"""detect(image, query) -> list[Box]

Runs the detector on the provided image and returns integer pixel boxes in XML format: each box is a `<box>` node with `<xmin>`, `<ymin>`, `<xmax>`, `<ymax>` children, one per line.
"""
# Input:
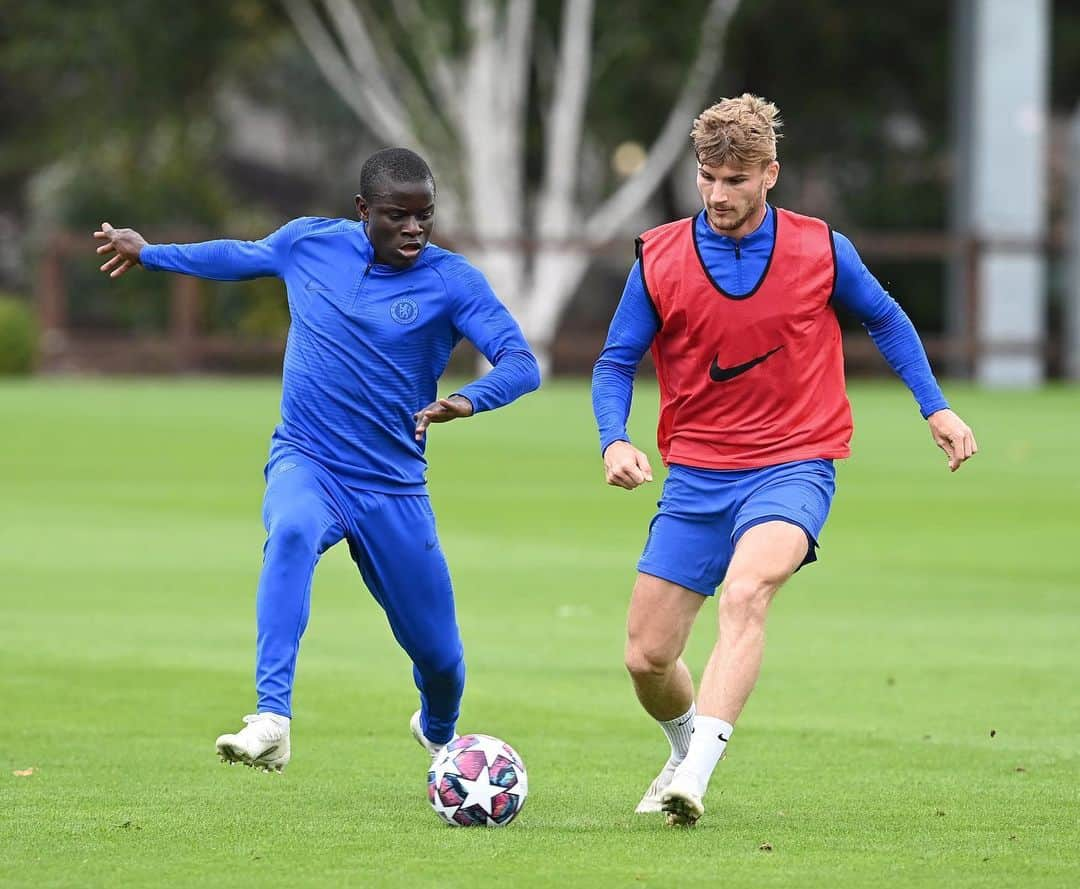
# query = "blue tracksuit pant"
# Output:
<box><xmin>255</xmin><ymin>450</ymin><xmax>464</xmax><ymax>744</ymax></box>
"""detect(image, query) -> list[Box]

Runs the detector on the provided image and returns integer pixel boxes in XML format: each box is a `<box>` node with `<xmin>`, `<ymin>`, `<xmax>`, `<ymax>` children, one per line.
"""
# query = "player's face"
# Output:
<box><xmin>696</xmin><ymin>159</ymin><xmax>779</xmax><ymax>239</ymax></box>
<box><xmin>355</xmin><ymin>180</ymin><xmax>436</xmax><ymax>269</ymax></box>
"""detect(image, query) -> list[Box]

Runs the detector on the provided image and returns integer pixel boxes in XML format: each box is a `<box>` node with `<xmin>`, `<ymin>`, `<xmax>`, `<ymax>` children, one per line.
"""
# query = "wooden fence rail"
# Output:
<box><xmin>34</xmin><ymin>229</ymin><xmax>1065</xmax><ymax>375</ymax></box>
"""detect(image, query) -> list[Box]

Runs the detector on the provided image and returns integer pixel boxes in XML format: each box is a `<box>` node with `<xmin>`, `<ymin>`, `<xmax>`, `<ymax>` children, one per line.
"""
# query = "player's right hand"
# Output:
<box><xmin>93</xmin><ymin>222</ymin><xmax>147</xmax><ymax>278</ymax></box>
<box><xmin>927</xmin><ymin>408</ymin><xmax>978</xmax><ymax>472</ymax></box>
<box><xmin>602</xmin><ymin>440</ymin><xmax>654</xmax><ymax>490</ymax></box>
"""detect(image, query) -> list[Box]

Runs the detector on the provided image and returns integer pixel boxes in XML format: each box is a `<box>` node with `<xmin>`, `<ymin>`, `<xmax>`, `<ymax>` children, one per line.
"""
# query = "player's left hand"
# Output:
<box><xmin>927</xmin><ymin>409</ymin><xmax>978</xmax><ymax>472</ymax></box>
<box><xmin>414</xmin><ymin>395</ymin><xmax>474</xmax><ymax>440</ymax></box>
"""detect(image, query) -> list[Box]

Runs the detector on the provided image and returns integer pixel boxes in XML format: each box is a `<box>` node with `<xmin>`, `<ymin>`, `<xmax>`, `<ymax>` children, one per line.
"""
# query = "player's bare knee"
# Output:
<box><xmin>624</xmin><ymin>639</ymin><xmax>676</xmax><ymax>680</ymax></box>
<box><xmin>718</xmin><ymin>576</ymin><xmax>775</xmax><ymax>627</ymax></box>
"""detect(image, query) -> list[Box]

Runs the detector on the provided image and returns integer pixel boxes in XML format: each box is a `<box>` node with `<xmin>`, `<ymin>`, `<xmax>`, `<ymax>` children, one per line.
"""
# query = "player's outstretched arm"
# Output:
<box><xmin>94</xmin><ymin>219</ymin><xmax>298</xmax><ymax>281</ymax></box>
<box><xmin>94</xmin><ymin>222</ymin><xmax>146</xmax><ymax>278</ymax></box>
<box><xmin>927</xmin><ymin>409</ymin><xmax>978</xmax><ymax>472</ymax></box>
<box><xmin>602</xmin><ymin>440</ymin><xmax>654</xmax><ymax>490</ymax></box>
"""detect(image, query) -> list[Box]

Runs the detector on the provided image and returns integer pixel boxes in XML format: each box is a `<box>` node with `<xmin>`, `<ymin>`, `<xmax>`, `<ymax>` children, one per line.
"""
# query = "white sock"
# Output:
<box><xmin>675</xmin><ymin>715</ymin><xmax>734</xmax><ymax>793</ymax></box>
<box><xmin>258</xmin><ymin>713</ymin><xmax>290</xmax><ymax>728</ymax></box>
<box><xmin>657</xmin><ymin>704</ymin><xmax>696</xmax><ymax>762</ymax></box>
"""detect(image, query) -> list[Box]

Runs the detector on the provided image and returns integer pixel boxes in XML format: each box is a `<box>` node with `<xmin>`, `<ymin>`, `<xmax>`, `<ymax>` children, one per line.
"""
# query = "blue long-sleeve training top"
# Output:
<box><xmin>142</xmin><ymin>217</ymin><xmax>541</xmax><ymax>492</ymax></box>
<box><xmin>592</xmin><ymin>205</ymin><xmax>949</xmax><ymax>454</ymax></box>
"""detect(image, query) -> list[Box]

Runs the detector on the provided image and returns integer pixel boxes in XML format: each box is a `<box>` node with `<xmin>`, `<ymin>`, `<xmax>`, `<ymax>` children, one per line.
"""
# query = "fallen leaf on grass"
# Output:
<box><xmin>12</xmin><ymin>768</ymin><xmax>34</xmax><ymax>777</ymax></box>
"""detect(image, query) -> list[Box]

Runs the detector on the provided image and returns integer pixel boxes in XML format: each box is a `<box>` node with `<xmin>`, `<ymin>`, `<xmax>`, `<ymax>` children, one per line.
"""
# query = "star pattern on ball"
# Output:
<box><xmin>472</xmin><ymin>734</ymin><xmax>518</xmax><ymax>769</ymax></box>
<box><xmin>454</xmin><ymin>763</ymin><xmax>502</xmax><ymax>816</ymax></box>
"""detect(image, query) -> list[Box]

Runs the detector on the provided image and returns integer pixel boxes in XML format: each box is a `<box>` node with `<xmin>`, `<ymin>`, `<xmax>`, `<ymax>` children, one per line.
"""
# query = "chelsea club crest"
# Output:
<box><xmin>390</xmin><ymin>297</ymin><xmax>420</xmax><ymax>325</ymax></box>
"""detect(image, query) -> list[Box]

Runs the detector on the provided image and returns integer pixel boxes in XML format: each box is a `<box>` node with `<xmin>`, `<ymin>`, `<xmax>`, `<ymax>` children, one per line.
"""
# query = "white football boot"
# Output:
<box><xmin>635</xmin><ymin>756</ymin><xmax>681</xmax><ymax>814</ymax></box>
<box><xmin>216</xmin><ymin>713</ymin><xmax>291</xmax><ymax>772</ymax></box>
<box><xmin>661</xmin><ymin>771</ymin><xmax>706</xmax><ymax>827</ymax></box>
<box><xmin>410</xmin><ymin>710</ymin><xmax>453</xmax><ymax>759</ymax></box>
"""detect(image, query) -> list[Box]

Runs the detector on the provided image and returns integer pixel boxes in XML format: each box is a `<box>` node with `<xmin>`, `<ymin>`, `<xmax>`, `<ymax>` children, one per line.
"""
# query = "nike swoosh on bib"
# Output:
<box><xmin>709</xmin><ymin>345</ymin><xmax>784</xmax><ymax>382</ymax></box>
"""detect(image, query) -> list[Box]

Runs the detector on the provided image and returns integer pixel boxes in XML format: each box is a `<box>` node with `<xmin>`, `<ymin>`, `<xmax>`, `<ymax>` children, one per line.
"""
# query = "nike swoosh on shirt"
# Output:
<box><xmin>709</xmin><ymin>345</ymin><xmax>784</xmax><ymax>382</ymax></box>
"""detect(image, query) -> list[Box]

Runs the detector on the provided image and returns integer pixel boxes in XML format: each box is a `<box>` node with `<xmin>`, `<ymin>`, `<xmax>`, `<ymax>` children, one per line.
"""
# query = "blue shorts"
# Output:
<box><xmin>637</xmin><ymin>459</ymin><xmax>836</xmax><ymax>597</ymax></box>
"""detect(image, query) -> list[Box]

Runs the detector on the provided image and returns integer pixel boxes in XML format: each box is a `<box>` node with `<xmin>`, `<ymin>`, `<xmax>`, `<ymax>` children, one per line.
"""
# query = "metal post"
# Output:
<box><xmin>966</xmin><ymin>0</ymin><xmax>1050</xmax><ymax>386</ymax></box>
<box><xmin>947</xmin><ymin>0</ymin><xmax>976</xmax><ymax>378</ymax></box>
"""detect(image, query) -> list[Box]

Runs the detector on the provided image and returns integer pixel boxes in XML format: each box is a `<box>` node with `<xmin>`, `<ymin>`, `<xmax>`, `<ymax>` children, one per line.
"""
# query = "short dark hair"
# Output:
<box><xmin>359</xmin><ymin>148</ymin><xmax>435</xmax><ymax>200</ymax></box>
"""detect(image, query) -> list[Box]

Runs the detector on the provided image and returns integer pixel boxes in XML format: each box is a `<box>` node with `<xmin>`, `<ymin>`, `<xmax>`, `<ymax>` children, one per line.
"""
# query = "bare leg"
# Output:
<box><xmin>625</xmin><ymin>573</ymin><xmax>708</xmax><ymax>813</ymax></box>
<box><xmin>696</xmin><ymin>520</ymin><xmax>808</xmax><ymax>722</ymax></box>
<box><xmin>662</xmin><ymin>521</ymin><xmax>810</xmax><ymax>824</ymax></box>
<box><xmin>624</xmin><ymin>573</ymin><xmax>706</xmax><ymax>720</ymax></box>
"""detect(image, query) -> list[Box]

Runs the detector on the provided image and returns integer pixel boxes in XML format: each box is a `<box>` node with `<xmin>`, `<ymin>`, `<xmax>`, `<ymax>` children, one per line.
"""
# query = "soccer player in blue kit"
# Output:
<box><xmin>94</xmin><ymin>148</ymin><xmax>541</xmax><ymax>772</ymax></box>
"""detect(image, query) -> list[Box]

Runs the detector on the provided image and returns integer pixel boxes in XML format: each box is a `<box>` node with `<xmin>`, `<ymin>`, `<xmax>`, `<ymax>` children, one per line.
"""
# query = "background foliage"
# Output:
<box><xmin>2</xmin><ymin>0</ymin><xmax>1079</xmax><ymax>341</ymax></box>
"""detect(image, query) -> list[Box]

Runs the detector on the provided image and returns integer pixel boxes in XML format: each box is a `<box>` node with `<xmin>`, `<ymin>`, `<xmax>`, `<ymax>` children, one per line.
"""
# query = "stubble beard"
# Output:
<box><xmin>712</xmin><ymin>193</ymin><xmax>763</xmax><ymax>234</ymax></box>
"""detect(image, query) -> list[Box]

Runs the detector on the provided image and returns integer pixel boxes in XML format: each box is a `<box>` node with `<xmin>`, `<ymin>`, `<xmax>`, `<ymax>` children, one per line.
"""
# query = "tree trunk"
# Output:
<box><xmin>286</xmin><ymin>0</ymin><xmax>741</xmax><ymax>375</ymax></box>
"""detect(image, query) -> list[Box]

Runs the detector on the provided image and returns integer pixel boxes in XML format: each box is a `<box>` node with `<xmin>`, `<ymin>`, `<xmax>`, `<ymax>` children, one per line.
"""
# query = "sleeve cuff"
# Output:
<box><xmin>600</xmin><ymin>435</ymin><xmax>630</xmax><ymax>455</ymax></box>
<box><xmin>139</xmin><ymin>244</ymin><xmax>161</xmax><ymax>270</ymax></box>
<box><xmin>448</xmin><ymin>392</ymin><xmax>476</xmax><ymax>414</ymax></box>
<box><xmin>920</xmin><ymin>399</ymin><xmax>950</xmax><ymax>420</ymax></box>
<box><xmin>452</xmin><ymin>386</ymin><xmax>485</xmax><ymax>414</ymax></box>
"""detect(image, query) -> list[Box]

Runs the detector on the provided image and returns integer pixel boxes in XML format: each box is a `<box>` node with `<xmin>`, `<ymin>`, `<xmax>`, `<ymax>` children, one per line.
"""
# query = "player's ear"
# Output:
<box><xmin>764</xmin><ymin>160</ymin><xmax>780</xmax><ymax>190</ymax></box>
<box><xmin>355</xmin><ymin>194</ymin><xmax>368</xmax><ymax>221</ymax></box>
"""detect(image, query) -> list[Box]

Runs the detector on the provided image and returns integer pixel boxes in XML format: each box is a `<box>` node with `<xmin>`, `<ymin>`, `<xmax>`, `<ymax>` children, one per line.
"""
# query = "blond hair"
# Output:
<box><xmin>691</xmin><ymin>94</ymin><xmax>782</xmax><ymax>168</ymax></box>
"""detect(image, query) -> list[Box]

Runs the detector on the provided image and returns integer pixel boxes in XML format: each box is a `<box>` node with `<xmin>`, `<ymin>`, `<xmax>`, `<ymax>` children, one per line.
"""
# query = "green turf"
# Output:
<box><xmin>1</xmin><ymin>378</ymin><xmax>1077</xmax><ymax>888</ymax></box>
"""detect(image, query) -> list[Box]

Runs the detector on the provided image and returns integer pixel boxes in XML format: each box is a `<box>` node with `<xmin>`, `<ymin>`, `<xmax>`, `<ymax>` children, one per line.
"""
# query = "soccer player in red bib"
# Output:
<box><xmin>591</xmin><ymin>95</ymin><xmax>977</xmax><ymax>826</ymax></box>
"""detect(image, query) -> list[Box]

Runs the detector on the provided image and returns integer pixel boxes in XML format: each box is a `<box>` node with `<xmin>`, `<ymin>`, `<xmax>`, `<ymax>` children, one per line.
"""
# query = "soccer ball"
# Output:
<box><xmin>428</xmin><ymin>733</ymin><xmax>528</xmax><ymax>827</ymax></box>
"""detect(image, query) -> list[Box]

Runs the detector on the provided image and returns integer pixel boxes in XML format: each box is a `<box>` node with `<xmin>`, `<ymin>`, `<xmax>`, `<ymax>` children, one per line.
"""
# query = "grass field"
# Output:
<box><xmin>1</xmin><ymin>379</ymin><xmax>1078</xmax><ymax>888</ymax></box>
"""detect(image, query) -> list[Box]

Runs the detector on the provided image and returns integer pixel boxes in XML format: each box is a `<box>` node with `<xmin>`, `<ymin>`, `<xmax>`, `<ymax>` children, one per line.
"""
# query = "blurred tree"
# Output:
<box><xmin>4</xmin><ymin>0</ymin><xmax>1080</xmax><ymax>355</ymax></box>
<box><xmin>284</xmin><ymin>0</ymin><xmax>737</xmax><ymax>371</ymax></box>
<box><xmin>722</xmin><ymin>0</ymin><xmax>951</xmax><ymax>229</ymax></box>
<box><xmin>0</xmin><ymin>1</ymin><xmax>289</xmax><ymax>332</ymax></box>
<box><xmin>0</xmin><ymin>1</ymin><xmax>286</xmax><ymax>225</ymax></box>
<box><xmin>719</xmin><ymin>0</ymin><xmax>953</xmax><ymax>336</ymax></box>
